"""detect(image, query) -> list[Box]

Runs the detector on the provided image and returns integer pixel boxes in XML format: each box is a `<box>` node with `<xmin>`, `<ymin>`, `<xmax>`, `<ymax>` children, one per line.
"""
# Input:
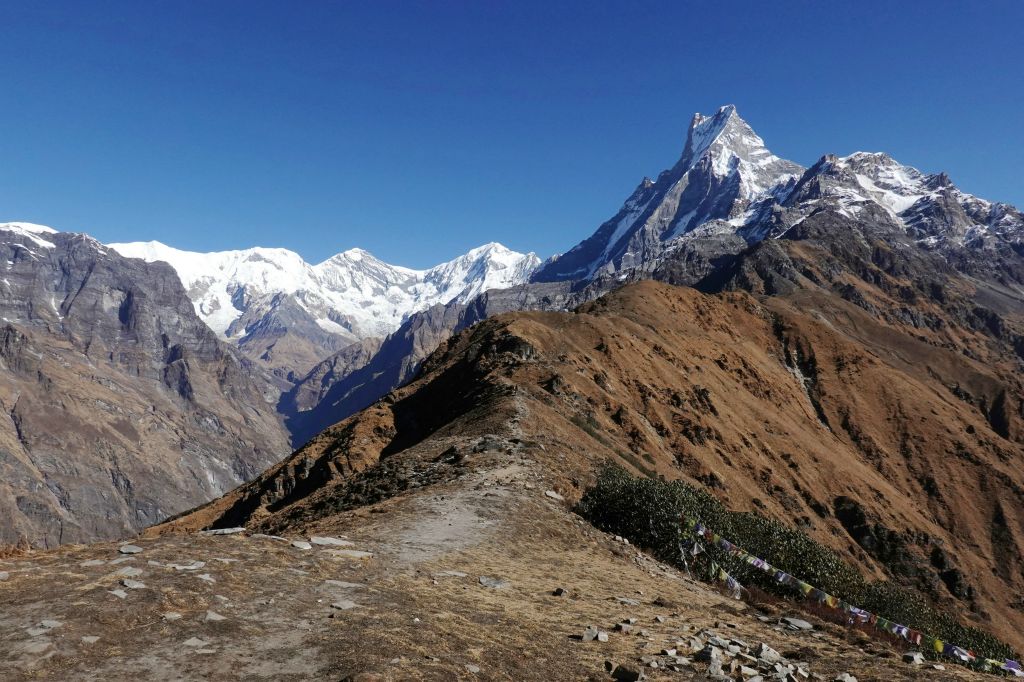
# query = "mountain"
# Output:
<box><xmin>109</xmin><ymin>240</ymin><xmax>541</xmax><ymax>381</ymax></box>
<box><xmin>533</xmin><ymin>105</ymin><xmax>1024</xmax><ymax>286</ymax></box>
<box><xmin>532</xmin><ymin>105</ymin><xmax>803</xmax><ymax>282</ymax></box>
<box><xmin>160</xmin><ymin>278</ymin><xmax>1024</xmax><ymax>653</ymax></box>
<box><xmin>0</xmin><ymin>222</ymin><xmax>290</xmax><ymax>546</ymax></box>
<box><xmin>276</xmin><ymin>106</ymin><xmax>1024</xmax><ymax>452</ymax></box>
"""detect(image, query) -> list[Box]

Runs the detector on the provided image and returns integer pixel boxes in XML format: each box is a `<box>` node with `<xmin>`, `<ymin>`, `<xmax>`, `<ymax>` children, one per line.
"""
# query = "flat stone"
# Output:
<box><xmin>197</xmin><ymin>573</ymin><xmax>216</xmax><ymax>583</ymax></box>
<box><xmin>833</xmin><ymin>675</ymin><xmax>857</xmax><ymax>682</ymax></box>
<box><xmin>544</xmin><ymin>490</ymin><xmax>564</xmax><ymax>501</ymax></box>
<box><xmin>310</xmin><ymin>536</ymin><xmax>353</xmax><ymax>546</ymax></box>
<box><xmin>213</xmin><ymin>557</ymin><xmax>239</xmax><ymax>563</ymax></box>
<box><xmin>251</xmin><ymin>534</ymin><xmax>287</xmax><ymax>541</ymax></box>
<box><xmin>582</xmin><ymin>626</ymin><xmax>604</xmax><ymax>642</ymax></box>
<box><xmin>163</xmin><ymin>612</ymin><xmax>183</xmax><ymax>621</ymax></box>
<box><xmin>325</xmin><ymin>580</ymin><xmax>364</xmax><ymax>589</ymax></box>
<box><xmin>80</xmin><ymin>559</ymin><xmax>106</xmax><ymax>567</ymax></box>
<box><xmin>168</xmin><ymin>560</ymin><xmax>206</xmax><ymax>571</ymax></box>
<box><xmin>81</xmin><ymin>636</ymin><xmax>100</xmax><ymax>644</ymax></box>
<box><xmin>661</xmin><ymin>648</ymin><xmax>677</xmax><ymax>656</ymax></box>
<box><xmin>330</xmin><ymin>600</ymin><xmax>359</xmax><ymax>610</ymax></box>
<box><xmin>109</xmin><ymin>589</ymin><xmax>128</xmax><ymax>599</ymax></box>
<box><xmin>204</xmin><ymin>611</ymin><xmax>226</xmax><ymax>622</ymax></box>
<box><xmin>27</xmin><ymin>627</ymin><xmax>50</xmax><ymax>637</ymax></box>
<box><xmin>654</xmin><ymin>615</ymin><xmax>666</xmax><ymax>623</ymax></box>
<box><xmin>465</xmin><ymin>664</ymin><xmax>481</xmax><ymax>674</ymax></box>
<box><xmin>121</xmin><ymin>579</ymin><xmax>146</xmax><ymax>589</ymax></box>
<box><xmin>615</xmin><ymin>597</ymin><xmax>640</xmax><ymax>606</ymax></box>
<box><xmin>478</xmin><ymin>576</ymin><xmax>509</xmax><ymax>589</ymax></box>
<box><xmin>195</xmin><ymin>649</ymin><xmax>217</xmax><ymax>654</ymax></box>
<box><xmin>183</xmin><ymin>637</ymin><xmax>209</xmax><ymax>647</ymax></box>
<box><xmin>147</xmin><ymin>560</ymin><xmax>164</xmax><ymax>566</ymax></box>
<box><xmin>291</xmin><ymin>540</ymin><xmax>313</xmax><ymax>550</ymax></box>
<box><xmin>118</xmin><ymin>544</ymin><xmax>143</xmax><ymax>554</ymax></box>
<box><xmin>782</xmin><ymin>617</ymin><xmax>814</xmax><ymax>631</ymax></box>
<box><xmin>325</xmin><ymin>549</ymin><xmax>373</xmax><ymax>560</ymax></box>
<box><xmin>23</xmin><ymin>640</ymin><xmax>52</xmax><ymax>654</ymax></box>
<box><xmin>0</xmin><ymin>571</ymin><xmax>10</xmax><ymax>581</ymax></box>
<box><xmin>614</xmin><ymin>623</ymin><xmax>633</xmax><ymax>634</ymax></box>
<box><xmin>108</xmin><ymin>556</ymin><xmax>135</xmax><ymax>565</ymax></box>
<box><xmin>116</xmin><ymin>566</ymin><xmax>143</xmax><ymax>577</ymax></box>
<box><xmin>200</xmin><ymin>527</ymin><xmax>245</xmax><ymax>535</ymax></box>
<box><xmin>434</xmin><ymin>570</ymin><xmax>468</xmax><ymax>578</ymax></box>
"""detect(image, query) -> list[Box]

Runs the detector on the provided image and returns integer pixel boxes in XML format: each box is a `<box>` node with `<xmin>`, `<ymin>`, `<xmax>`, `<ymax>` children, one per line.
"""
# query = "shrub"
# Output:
<box><xmin>575</xmin><ymin>464</ymin><xmax>1017</xmax><ymax>664</ymax></box>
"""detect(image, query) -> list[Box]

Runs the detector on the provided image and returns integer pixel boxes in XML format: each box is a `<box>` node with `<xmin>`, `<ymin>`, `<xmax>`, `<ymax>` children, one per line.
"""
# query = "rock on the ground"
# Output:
<box><xmin>478</xmin><ymin>576</ymin><xmax>509</xmax><ymax>589</ymax></box>
<box><xmin>183</xmin><ymin>637</ymin><xmax>209</xmax><ymax>647</ymax></box>
<box><xmin>902</xmin><ymin>651</ymin><xmax>925</xmax><ymax>665</ymax></box>
<box><xmin>118</xmin><ymin>544</ymin><xmax>143</xmax><ymax>554</ymax></box>
<box><xmin>544</xmin><ymin>490</ymin><xmax>564</xmax><ymax>501</ymax></box>
<box><xmin>108</xmin><ymin>589</ymin><xmax>128</xmax><ymax>599</ymax></box>
<box><xmin>116</xmin><ymin>566</ymin><xmax>143</xmax><ymax>577</ymax></box>
<box><xmin>330</xmin><ymin>600</ymin><xmax>359</xmax><ymax>610</ymax></box>
<box><xmin>291</xmin><ymin>540</ymin><xmax>313</xmax><ymax>550</ymax></box>
<box><xmin>310</xmin><ymin>536</ymin><xmax>353</xmax><ymax>546</ymax></box>
<box><xmin>327</xmin><ymin>549</ymin><xmax>374</xmax><ymax>560</ymax></box>
<box><xmin>200</xmin><ymin>527</ymin><xmax>245</xmax><ymax>535</ymax></box>
<box><xmin>782</xmin><ymin>617</ymin><xmax>814</xmax><ymax>631</ymax></box>
<box><xmin>120</xmin><ymin>579</ymin><xmax>146</xmax><ymax>589</ymax></box>
<box><xmin>204</xmin><ymin>611</ymin><xmax>226</xmax><ymax>622</ymax></box>
<box><xmin>81</xmin><ymin>636</ymin><xmax>99</xmax><ymax>644</ymax></box>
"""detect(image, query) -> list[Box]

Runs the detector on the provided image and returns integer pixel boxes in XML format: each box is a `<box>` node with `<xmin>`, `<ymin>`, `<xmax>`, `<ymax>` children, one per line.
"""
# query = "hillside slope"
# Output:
<box><xmin>160</xmin><ymin>279</ymin><xmax>1024</xmax><ymax>653</ymax></box>
<box><xmin>0</xmin><ymin>223</ymin><xmax>291</xmax><ymax>546</ymax></box>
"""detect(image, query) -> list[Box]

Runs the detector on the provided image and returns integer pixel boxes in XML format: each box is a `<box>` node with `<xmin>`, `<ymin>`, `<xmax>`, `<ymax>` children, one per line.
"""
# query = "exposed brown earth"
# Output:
<box><xmin>154</xmin><ymin>279</ymin><xmax>1024</xmax><ymax>656</ymax></box>
<box><xmin>0</xmin><ymin>455</ymin><xmax>991</xmax><ymax>681</ymax></box>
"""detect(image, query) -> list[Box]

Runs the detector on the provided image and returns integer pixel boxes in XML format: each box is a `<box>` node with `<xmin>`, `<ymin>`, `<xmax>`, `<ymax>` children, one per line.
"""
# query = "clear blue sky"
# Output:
<box><xmin>1</xmin><ymin>1</ymin><xmax>1021</xmax><ymax>268</ymax></box>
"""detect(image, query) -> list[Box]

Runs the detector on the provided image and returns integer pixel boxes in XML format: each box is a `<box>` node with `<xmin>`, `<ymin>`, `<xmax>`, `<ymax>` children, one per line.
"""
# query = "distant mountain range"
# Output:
<box><xmin>4</xmin><ymin>104</ymin><xmax>1024</xmax><ymax>546</ymax></box>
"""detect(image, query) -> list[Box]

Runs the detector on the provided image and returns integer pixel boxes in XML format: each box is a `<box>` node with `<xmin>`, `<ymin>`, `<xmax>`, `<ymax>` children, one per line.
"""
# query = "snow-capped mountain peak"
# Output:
<box><xmin>109</xmin><ymin>239</ymin><xmax>540</xmax><ymax>343</ymax></box>
<box><xmin>532</xmin><ymin>105</ymin><xmax>804</xmax><ymax>282</ymax></box>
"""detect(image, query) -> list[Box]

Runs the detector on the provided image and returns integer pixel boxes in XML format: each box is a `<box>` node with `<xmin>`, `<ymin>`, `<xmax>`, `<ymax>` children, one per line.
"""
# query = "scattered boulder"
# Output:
<box><xmin>81</xmin><ymin>636</ymin><xmax>99</xmax><ymax>644</ymax></box>
<box><xmin>465</xmin><ymin>664</ymin><xmax>480</xmax><ymax>674</ymax></box>
<box><xmin>478</xmin><ymin>576</ymin><xmax>509</xmax><ymax>589</ymax></box>
<box><xmin>120</xmin><ymin>579</ymin><xmax>146</xmax><ymax>589</ymax></box>
<box><xmin>183</xmin><ymin>637</ymin><xmax>209</xmax><ymax>647</ymax></box>
<box><xmin>552</xmin><ymin>587</ymin><xmax>568</xmax><ymax>596</ymax></box>
<box><xmin>116</xmin><ymin>566</ymin><xmax>143</xmax><ymax>577</ymax></box>
<box><xmin>544</xmin><ymin>490</ymin><xmax>564</xmax><ymax>501</ymax></box>
<box><xmin>291</xmin><ymin>540</ymin><xmax>313</xmax><ymax>550</ymax></box>
<box><xmin>163</xmin><ymin>612</ymin><xmax>183</xmax><ymax>621</ymax></box>
<box><xmin>833</xmin><ymin>675</ymin><xmax>857</xmax><ymax>682</ymax></box>
<box><xmin>204</xmin><ymin>611</ymin><xmax>227</xmax><ymax>622</ymax></box>
<box><xmin>197</xmin><ymin>574</ymin><xmax>216</xmax><ymax>583</ymax></box>
<box><xmin>902</xmin><ymin>651</ymin><xmax>925</xmax><ymax>665</ymax></box>
<box><xmin>108</xmin><ymin>589</ymin><xmax>128</xmax><ymax>599</ymax></box>
<box><xmin>0</xmin><ymin>571</ymin><xmax>8</xmax><ymax>581</ymax></box>
<box><xmin>582</xmin><ymin>626</ymin><xmax>608</xmax><ymax>642</ymax></box>
<box><xmin>118</xmin><ymin>544</ymin><xmax>143</xmax><ymax>554</ymax></box>
<box><xmin>330</xmin><ymin>600</ymin><xmax>360</xmax><ymax>610</ymax></box>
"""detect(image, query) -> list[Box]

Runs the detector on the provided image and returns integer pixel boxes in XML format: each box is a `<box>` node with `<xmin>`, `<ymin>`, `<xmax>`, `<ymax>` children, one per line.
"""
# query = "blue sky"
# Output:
<box><xmin>1</xmin><ymin>1</ymin><xmax>1021</xmax><ymax>268</ymax></box>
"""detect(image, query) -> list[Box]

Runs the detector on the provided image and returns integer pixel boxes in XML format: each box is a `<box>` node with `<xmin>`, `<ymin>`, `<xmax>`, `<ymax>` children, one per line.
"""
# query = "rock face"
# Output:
<box><xmin>164</xmin><ymin>277</ymin><xmax>1024</xmax><ymax>651</ymax></box>
<box><xmin>0</xmin><ymin>223</ymin><xmax>290</xmax><ymax>546</ymax></box>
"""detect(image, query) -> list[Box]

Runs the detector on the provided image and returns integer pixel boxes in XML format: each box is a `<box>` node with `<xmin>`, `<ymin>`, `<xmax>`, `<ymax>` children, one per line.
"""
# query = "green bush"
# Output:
<box><xmin>575</xmin><ymin>464</ymin><xmax>1017</xmax><ymax>664</ymax></box>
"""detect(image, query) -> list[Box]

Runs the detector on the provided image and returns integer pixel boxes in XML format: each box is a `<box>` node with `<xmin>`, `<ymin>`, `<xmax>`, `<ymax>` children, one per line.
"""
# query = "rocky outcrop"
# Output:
<box><xmin>0</xmin><ymin>224</ymin><xmax>290</xmax><ymax>547</ymax></box>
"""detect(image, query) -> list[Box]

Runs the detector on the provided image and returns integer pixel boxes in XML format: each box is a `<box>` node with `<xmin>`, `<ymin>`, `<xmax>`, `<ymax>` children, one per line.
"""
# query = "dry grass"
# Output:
<box><xmin>0</xmin><ymin>537</ymin><xmax>31</xmax><ymax>559</ymax></box>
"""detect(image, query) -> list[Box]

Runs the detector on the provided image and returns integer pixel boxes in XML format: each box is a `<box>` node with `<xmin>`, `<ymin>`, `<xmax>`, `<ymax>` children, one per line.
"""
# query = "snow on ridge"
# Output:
<box><xmin>110</xmin><ymin>238</ymin><xmax>539</xmax><ymax>340</ymax></box>
<box><xmin>0</xmin><ymin>222</ymin><xmax>58</xmax><ymax>249</ymax></box>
